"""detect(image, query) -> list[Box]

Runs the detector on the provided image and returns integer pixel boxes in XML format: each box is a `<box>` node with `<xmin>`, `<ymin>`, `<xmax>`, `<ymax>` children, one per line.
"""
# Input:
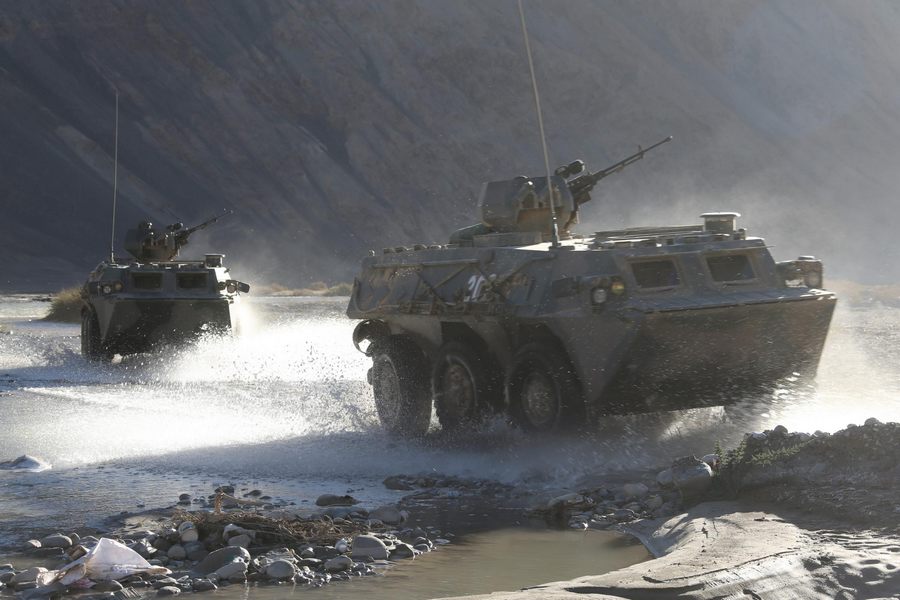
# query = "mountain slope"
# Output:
<box><xmin>1</xmin><ymin>0</ymin><xmax>899</xmax><ymax>290</ymax></box>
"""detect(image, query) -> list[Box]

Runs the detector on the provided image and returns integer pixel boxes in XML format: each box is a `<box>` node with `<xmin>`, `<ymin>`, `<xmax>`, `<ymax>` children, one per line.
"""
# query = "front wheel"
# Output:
<box><xmin>507</xmin><ymin>343</ymin><xmax>581</xmax><ymax>433</ymax></box>
<box><xmin>370</xmin><ymin>338</ymin><xmax>432</xmax><ymax>438</ymax></box>
<box><xmin>80</xmin><ymin>310</ymin><xmax>105</xmax><ymax>361</ymax></box>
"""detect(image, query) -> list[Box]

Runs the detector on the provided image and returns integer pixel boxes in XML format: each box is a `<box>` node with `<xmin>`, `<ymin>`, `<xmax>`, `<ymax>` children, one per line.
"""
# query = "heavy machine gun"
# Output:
<box><xmin>452</xmin><ymin>136</ymin><xmax>672</xmax><ymax>243</ymax></box>
<box><xmin>123</xmin><ymin>210</ymin><xmax>232</xmax><ymax>262</ymax></box>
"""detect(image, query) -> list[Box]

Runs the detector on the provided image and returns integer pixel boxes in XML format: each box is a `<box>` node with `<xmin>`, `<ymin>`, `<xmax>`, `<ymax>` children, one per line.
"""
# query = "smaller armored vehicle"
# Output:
<box><xmin>347</xmin><ymin>138</ymin><xmax>836</xmax><ymax>436</ymax></box>
<box><xmin>81</xmin><ymin>213</ymin><xmax>249</xmax><ymax>359</ymax></box>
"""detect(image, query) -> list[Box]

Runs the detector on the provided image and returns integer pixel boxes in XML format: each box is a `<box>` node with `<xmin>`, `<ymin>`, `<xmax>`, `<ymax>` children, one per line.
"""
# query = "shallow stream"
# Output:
<box><xmin>0</xmin><ymin>295</ymin><xmax>897</xmax><ymax>597</ymax></box>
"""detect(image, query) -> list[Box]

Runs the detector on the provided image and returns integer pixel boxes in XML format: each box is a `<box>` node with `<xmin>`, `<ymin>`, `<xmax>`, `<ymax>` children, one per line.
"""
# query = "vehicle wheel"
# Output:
<box><xmin>370</xmin><ymin>338</ymin><xmax>432</xmax><ymax>438</ymax></box>
<box><xmin>507</xmin><ymin>342</ymin><xmax>581</xmax><ymax>433</ymax></box>
<box><xmin>80</xmin><ymin>310</ymin><xmax>104</xmax><ymax>361</ymax></box>
<box><xmin>432</xmin><ymin>341</ymin><xmax>499</xmax><ymax>432</ymax></box>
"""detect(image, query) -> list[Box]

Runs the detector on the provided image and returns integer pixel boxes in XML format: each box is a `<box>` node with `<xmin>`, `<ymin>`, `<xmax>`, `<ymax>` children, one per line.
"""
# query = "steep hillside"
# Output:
<box><xmin>1</xmin><ymin>0</ymin><xmax>899</xmax><ymax>290</ymax></box>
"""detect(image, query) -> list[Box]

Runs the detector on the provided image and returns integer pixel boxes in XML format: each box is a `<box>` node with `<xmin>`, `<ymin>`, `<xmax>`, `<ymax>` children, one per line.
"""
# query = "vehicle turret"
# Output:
<box><xmin>451</xmin><ymin>136</ymin><xmax>672</xmax><ymax>245</ymax></box>
<box><xmin>123</xmin><ymin>211</ymin><xmax>231</xmax><ymax>262</ymax></box>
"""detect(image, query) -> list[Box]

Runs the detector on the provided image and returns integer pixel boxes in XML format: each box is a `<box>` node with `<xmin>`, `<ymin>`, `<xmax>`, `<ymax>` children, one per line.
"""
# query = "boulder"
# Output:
<box><xmin>369</xmin><ymin>505</ymin><xmax>406</xmax><ymax>525</ymax></box>
<box><xmin>40</xmin><ymin>534</ymin><xmax>72</xmax><ymax>549</ymax></box>
<box><xmin>622</xmin><ymin>483</ymin><xmax>649</xmax><ymax>500</ymax></box>
<box><xmin>212</xmin><ymin>560</ymin><xmax>247</xmax><ymax>581</ymax></box>
<box><xmin>671</xmin><ymin>455</ymin><xmax>714</xmax><ymax>498</ymax></box>
<box><xmin>227</xmin><ymin>534</ymin><xmax>252</xmax><ymax>548</ymax></box>
<box><xmin>265</xmin><ymin>560</ymin><xmax>296</xmax><ymax>580</ymax></box>
<box><xmin>166</xmin><ymin>545</ymin><xmax>186</xmax><ymax>560</ymax></box>
<box><xmin>324</xmin><ymin>556</ymin><xmax>353</xmax><ymax>572</ymax></box>
<box><xmin>351</xmin><ymin>535</ymin><xmax>389</xmax><ymax>560</ymax></box>
<box><xmin>192</xmin><ymin>547</ymin><xmax>250</xmax><ymax>576</ymax></box>
<box><xmin>315</xmin><ymin>494</ymin><xmax>358</xmax><ymax>507</ymax></box>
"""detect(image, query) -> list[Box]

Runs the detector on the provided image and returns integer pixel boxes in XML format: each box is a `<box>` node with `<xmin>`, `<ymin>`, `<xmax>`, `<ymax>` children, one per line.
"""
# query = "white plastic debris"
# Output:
<box><xmin>43</xmin><ymin>538</ymin><xmax>169</xmax><ymax>586</ymax></box>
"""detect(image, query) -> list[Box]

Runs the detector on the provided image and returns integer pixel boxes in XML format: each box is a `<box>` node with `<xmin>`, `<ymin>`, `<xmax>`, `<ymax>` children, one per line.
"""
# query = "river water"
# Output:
<box><xmin>0</xmin><ymin>295</ymin><xmax>898</xmax><ymax>598</ymax></box>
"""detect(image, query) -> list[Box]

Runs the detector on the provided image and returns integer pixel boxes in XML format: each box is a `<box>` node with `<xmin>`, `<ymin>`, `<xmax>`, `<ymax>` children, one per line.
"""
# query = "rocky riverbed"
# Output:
<box><xmin>4</xmin><ymin>419</ymin><xmax>897</xmax><ymax>599</ymax></box>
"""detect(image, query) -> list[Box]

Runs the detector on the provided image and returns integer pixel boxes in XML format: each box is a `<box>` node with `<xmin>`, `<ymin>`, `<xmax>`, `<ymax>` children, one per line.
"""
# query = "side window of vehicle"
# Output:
<box><xmin>631</xmin><ymin>260</ymin><xmax>681</xmax><ymax>289</ymax></box>
<box><xmin>707</xmin><ymin>254</ymin><xmax>755</xmax><ymax>282</ymax></box>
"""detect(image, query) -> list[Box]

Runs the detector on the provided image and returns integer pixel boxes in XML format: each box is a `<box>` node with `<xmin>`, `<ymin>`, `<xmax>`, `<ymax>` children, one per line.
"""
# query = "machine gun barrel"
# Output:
<box><xmin>568</xmin><ymin>135</ymin><xmax>672</xmax><ymax>205</ymax></box>
<box><xmin>174</xmin><ymin>210</ymin><xmax>233</xmax><ymax>246</ymax></box>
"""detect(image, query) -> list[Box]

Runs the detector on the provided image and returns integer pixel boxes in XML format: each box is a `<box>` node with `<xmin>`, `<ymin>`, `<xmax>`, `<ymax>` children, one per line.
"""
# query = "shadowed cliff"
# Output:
<box><xmin>1</xmin><ymin>0</ymin><xmax>899</xmax><ymax>290</ymax></box>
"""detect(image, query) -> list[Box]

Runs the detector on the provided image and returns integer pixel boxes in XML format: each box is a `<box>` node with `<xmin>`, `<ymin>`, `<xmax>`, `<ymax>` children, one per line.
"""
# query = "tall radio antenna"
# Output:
<box><xmin>517</xmin><ymin>0</ymin><xmax>560</xmax><ymax>248</ymax></box>
<box><xmin>109</xmin><ymin>88</ymin><xmax>120</xmax><ymax>263</ymax></box>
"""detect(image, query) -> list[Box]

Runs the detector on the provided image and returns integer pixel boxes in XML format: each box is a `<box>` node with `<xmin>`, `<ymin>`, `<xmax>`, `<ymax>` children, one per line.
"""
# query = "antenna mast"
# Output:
<box><xmin>517</xmin><ymin>0</ymin><xmax>560</xmax><ymax>248</ymax></box>
<box><xmin>109</xmin><ymin>89</ymin><xmax>119</xmax><ymax>263</ymax></box>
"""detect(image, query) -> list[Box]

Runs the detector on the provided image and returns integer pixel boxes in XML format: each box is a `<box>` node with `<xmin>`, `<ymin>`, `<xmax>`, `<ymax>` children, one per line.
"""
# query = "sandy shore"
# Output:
<box><xmin>447</xmin><ymin>419</ymin><xmax>900</xmax><ymax>600</ymax></box>
<box><xmin>450</xmin><ymin>501</ymin><xmax>900</xmax><ymax>599</ymax></box>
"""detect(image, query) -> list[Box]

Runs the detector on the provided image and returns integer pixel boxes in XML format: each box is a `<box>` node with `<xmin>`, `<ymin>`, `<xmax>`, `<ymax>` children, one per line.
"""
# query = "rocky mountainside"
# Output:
<box><xmin>1</xmin><ymin>0</ymin><xmax>899</xmax><ymax>290</ymax></box>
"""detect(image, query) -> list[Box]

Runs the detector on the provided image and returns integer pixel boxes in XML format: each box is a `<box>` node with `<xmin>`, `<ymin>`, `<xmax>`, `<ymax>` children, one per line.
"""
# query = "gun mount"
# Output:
<box><xmin>124</xmin><ymin>211</ymin><xmax>232</xmax><ymax>262</ymax></box>
<box><xmin>451</xmin><ymin>136</ymin><xmax>672</xmax><ymax>244</ymax></box>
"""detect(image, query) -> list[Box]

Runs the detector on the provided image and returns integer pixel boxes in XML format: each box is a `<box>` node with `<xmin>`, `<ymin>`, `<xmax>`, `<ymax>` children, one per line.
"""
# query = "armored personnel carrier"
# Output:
<box><xmin>80</xmin><ymin>213</ymin><xmax>250</xmax><ymax>360</ymax></box>
<box><xmin>347</xmin><ymin>137</ymin><xmax>836</xmax><ymax>436</ymax></box>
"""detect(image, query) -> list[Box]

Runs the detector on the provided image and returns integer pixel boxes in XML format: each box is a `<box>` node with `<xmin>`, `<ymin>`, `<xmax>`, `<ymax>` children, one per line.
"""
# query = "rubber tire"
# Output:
<box><xmin>432</xmin><ymin>341</ymin><xmax>499</xmax><ymax>432</ymax></box>
<box><xmin>507</xmin><ymin>342</ymin><xmax>581</xmax><ymax>433</ymax></box>
<box><xmin>370</xmin><ymin>338</ymin><xmax>432</xmax><ymax>438</ymax></box>
<box><xmin>80</xmin><ymin>310</ymin><xmax>105</xmax><ymax>361</ymax></box>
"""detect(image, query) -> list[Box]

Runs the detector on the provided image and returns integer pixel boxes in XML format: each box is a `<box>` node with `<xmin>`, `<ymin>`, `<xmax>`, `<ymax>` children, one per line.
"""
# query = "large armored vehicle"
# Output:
<box><xmin>80</xmin><ymin>213</ymin><xmax>250</xmax><ymax>360</ymax></box>
<box><xmin>347</xmin><ymin>137</ymin><xmax>836</xmax><ymax>436</ymax></box>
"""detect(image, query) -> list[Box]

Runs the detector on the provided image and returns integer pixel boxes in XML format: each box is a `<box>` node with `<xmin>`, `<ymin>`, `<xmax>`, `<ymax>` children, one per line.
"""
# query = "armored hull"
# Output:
<box><xmin>348</xmin><ymin>217</ymin><xmax>836</xmax><ymax>435</ymax></box>
<box><xmin>81</xmin><ymin>256</ymin><xmax>247</xmax><ymax>359</ymax></box>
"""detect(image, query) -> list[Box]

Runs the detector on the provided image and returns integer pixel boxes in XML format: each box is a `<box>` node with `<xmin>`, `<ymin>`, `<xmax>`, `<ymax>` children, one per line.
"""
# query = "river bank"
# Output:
<box><xmin>450</xmin><ymin>419</ymin><xmax>900</xmax><ymax>600</ymax></box>
<box><xmin>3</xmin><ymin>420</ymin><xmax>897</xmax><ymax>599</ymax></box>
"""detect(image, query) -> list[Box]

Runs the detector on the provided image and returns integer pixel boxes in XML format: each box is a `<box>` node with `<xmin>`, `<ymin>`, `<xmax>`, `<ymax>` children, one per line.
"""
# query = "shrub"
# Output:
<box><xmin>44</xmin><ymin>286</ymin><xmax>84</xmax><ymax>323</ymax></box>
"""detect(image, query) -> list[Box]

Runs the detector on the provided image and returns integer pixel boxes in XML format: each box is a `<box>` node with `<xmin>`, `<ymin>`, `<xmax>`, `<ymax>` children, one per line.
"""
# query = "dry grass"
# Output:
<box><xmin>177</xmin><ymin>509</ymin><xmax>370</xmax><ymax>548</ymax></box>
<box><xmin>43</xmin><ymin>286</ymin><xmax>84</xmax><ymax>323</ymax></box>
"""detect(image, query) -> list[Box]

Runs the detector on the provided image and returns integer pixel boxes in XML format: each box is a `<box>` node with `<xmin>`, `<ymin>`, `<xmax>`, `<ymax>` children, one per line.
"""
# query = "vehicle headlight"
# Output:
<box><xmin>102</xmin><ymin>285</ymin><xmax>112</xmax><ymax>295</ymax></box>
<box><xmin>226</xmin><ymin>282</ymin><xmax>237</xmax><ymax>294</ymax></box>
<box><xmin>113</xmin><ymin>282</ymin><xmax>123</xmax><ymax>292</ymax></box>
<box><xmin>610</xmin><ymin>278</ymin><xmax>626</xmax><ymax>295</ymax></box>
<box><xmin>591</xmin><ymin>288</ymin><xmax>608</xmax><ymax>304</ymax></box>
<box><xmin>803</xmin><ymin>270</ymin><xmax>822</xmax><ymax>289</ymax></box>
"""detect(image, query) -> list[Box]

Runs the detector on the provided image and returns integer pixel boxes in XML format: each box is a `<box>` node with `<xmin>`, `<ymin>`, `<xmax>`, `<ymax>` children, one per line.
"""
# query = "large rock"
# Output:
<box><xmin>212</xmin><ymin>560</ymin><xmax>247</xmax><ymax>581</ymax></box>
<box><xmin>11</xmin><ymin>567</ymin><xmax>47</xmax><ymax>586</ymax></box>
<box><xmin>166</xmin><ymin>545</ymin><xmax>186</xmax><ymax>560</ymax></box>
<box><xmin>192</xmin><ymin>547</ymin><xmax>250</xmax><ymax>576</ymax></box>
<box><xmin>315</xmin><ymin>494</ymin><xmax>358</xmax><ymax>507</ymax></box>
<box><xmin>369</xmin><ymin>505</ymin><xmax>407</xmax><ymax>525</ymax></box>
<box><xmin>324</xmin><ymin>556</ymin><xmax>353</xmax><ymax>572</ymax></box>
<box><xmin>40</xmin><ymin>534</ymin><xmax>72</xmax><ymax>549</ymax></box>
<box><xmin>622</xmin><ymin>483</ymin><xmax>649</xmax><ymax>500</ymax></box>
<box><xmin>671</xmin><ymin>456</ymin><xmax>714</xmax><ymax>498</ymax></box>
<box><xmin>351</xmin><ymin>535</ymin><xmax>389</xmax><ymax>560</ymax></box>
<box><xmin>264</xmin><ymin>560</ymin><xmax>296</xmax><ymax>580</ymax></box>
<box><xmin>227</xmin><ymin>534</ymin><xmax>252</xmax><ymax>548</ymax></box>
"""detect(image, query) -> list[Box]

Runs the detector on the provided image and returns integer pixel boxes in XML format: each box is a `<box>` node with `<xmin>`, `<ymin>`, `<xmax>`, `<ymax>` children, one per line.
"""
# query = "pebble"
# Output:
<box><xmin>670</xmin><ymin>456</ymin><xmax>714</xmax><ymax>497</ymax></box>
<box><xmin>178</xmin><ymin>522</ymin><xmax>199</xmax><ymax>543</ymax></box>
<box><xmin>192</xmin><ymin>579</ymin><xmax>217</xmax><ymax>592</ymax></box>
<box><xmin>324</xmin><ymin>556</ymin><xmax>353</xmax><ymax>572</ymax></box>
<box><xmin>369</xmin><ymin>504</ymin><xmax>406</xmax><ymax>525</ymax></box>
<box><xmin>622</xmin><ymin>483</ymin><xmax>649</xmax><ymax>500</ymax></box>
<box><xmin>656</xmin><ymin>468</ymin><xmax>674</xmax><ymax>488</ymax></box>
<box><xmin>152</xmin><ymin>577</ymin><xmax>178</xmax><ymax>589</ymax></box>
<box><xmin>351</xmin><ymin>535</ymin><xmax>389</xmax><ymax>560</ymax></box>
<box><xmin>315</xmin><ymin>494</ymin><xmax>358</xmax><ymax>507</ymax></box>
<box><xmin>23</xmin><ymin>540</ymin><xmax>41</xmax><ymax>551</ymax></box>
<box><xmin>40</xmin><ymin>534</ymin><xmax>72</xmax><ymax>549</ymax></box>
<box><xmin>265</xmin><ymin>560</ymin><xmax>296</xmax><ymax>580</ymax></box>
<box><xmin>11</xmin><ymin>567</ymin><xmax>46</xmax><ymax>586</ymax></box>
<box><xmin>213</xmin><ymin>560</ymin><xmax>248</xmax><ymax>581</ymax></box>
<box><xmin>383</xmin><ymin>476</ymin><xmax>414</xmax><ymax>491</ymax></box>
<box><xmin>227</xmin><ymin>534</ymin><xmax>252</xmax><ymax>548</ymax></box>
<box><xmin>390</xmin><ymin>543</ymin><xmax>417</xmax><ymax>559</ymax></box>
<box><xmin>167</xmin><ymin>545</ymin><xmax>186</xmax><ymax>560</ymax></box>
<box><xmin>192</xmin><ymin>547</ymin><xmax>251</xmax><ymax>576</ymax></box>
<box><xmin>157</xmin><ymin>586</ymin><xmax>181</xmax><ymax>596</ymax></box>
